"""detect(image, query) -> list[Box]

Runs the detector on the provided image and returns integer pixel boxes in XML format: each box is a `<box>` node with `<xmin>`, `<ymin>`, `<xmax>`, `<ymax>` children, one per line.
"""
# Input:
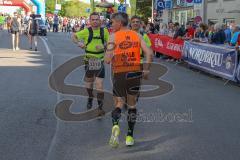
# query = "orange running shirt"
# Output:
<box><xmin>112</xmin><ymin>30</ymin><xmax>141</xmax><ymax>73</ymax></box>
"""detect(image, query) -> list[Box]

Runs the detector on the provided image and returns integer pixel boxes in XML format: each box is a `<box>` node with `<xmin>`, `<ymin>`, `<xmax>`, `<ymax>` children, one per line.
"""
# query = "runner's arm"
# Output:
<box><xmin>104</xmin><ymin>28</ymin><xmax>110</xmax><ymax>46</ymax></box>
<box><xmin>105</xmin><ymin>34</ymin><xmax>115</xmax><ymax>64</ymax></box>
<box><xmin>143</xmin><ymin>34</ymin><xmax>152</xmax><ymax>48</ymax></box>
<box><xmin>72</xmin><ymin>30</ymin><xmax>87</xmax><ymax>48</ymax></box>
<box><xmin>27</xmin><ymin>21</ymin><xmax>31</xmax><ymax>34</ymax></box>
<box><xmin>72</xmin><ymin>33</ymin><xmax>79</xmax><ymax>44</ymax></box>
<box><xmin>139</xmin><ymin>34</ymin><xmax>153</xmax><ymax>70</ymax></box>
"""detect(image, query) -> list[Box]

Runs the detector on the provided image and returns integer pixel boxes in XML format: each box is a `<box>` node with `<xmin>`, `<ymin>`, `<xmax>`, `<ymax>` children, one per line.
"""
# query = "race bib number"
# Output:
<box><xmin>88</xmin><ymin>58</ymin><xmax>102</xmax><ymax>70</ymax></box>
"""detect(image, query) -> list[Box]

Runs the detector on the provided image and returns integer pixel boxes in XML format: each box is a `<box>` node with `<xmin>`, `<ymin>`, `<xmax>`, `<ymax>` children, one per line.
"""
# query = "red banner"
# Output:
<box><xmin>148</xmin><ymin>34</ymin><xmax>184</xmax><ymax>59</ymax></box>
<box><xmin>0</xmin><ymin>0</ymin><xmax>32</xmax><ymax>12</ymax></box>
<box><xmin>0</xmin><ymin>0</ymin><xmax>31</xmax><ymax>12</ymax></box>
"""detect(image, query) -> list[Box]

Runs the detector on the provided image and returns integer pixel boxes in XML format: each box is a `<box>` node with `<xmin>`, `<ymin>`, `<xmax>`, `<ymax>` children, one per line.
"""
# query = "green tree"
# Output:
<box><xmin>130</xmin><ymin>0</ymin><xmax>136</xmax><ymax>16</ymax></box>
<box><xmin>58</xmin><ymin>0</ymin><xmax>109</xmax><ymax>17</ymax></box>
<box><xmin>60</xmin><ymin>0</ymin><xmax>91</xmax><ymax>17</ymax></box>
<box><xmin>16</xmin><ymin>8</ymin><xmax>23</xmax><ymax>14</ymax></box>
<box><xmin>135</xmin><ymin>0</ymin><xmax>152</xmax><ymax>22</ymax></box>
<box><xmin>46</xmin><ymin>0</ymin><xmax>55</xmax><ymax>14</ymax></box>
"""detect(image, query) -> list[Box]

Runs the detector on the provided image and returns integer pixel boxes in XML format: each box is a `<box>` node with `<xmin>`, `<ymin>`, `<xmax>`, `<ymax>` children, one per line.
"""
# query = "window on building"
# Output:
<box><xmin>208</xmin><ymin>19</ymin><xmax>218</xmax><ymax>25</ymax></box>
<box><xmin>223</xmin><ymin>18</ymin><xmax>235</xmax><ymax>26</ymax></box>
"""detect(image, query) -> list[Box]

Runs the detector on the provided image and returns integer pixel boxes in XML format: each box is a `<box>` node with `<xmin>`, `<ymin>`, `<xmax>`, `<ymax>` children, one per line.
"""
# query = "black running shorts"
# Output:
<box><xmin>84</xmin><ymin>61</ymin><xmax>105</xmax><ymax>82</ymax></box>
<box><xmin>112</xmin><ymin>71</ymin><xmax>142</xmax><ymax>97</ymax></box>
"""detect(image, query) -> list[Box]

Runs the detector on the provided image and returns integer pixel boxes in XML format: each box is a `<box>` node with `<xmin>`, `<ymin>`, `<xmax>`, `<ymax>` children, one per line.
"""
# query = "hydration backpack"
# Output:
<box><xmin>86</xmin><ymin>27</ymin><xmax>105</xmax><ymax>47</ymax></box>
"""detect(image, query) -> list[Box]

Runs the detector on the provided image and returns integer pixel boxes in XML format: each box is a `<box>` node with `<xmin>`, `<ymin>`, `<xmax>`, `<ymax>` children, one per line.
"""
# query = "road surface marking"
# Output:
<box><xmin>40</xmin><ymin>36</ymin><xmax>52</xmax><ymax>55</ymax></box>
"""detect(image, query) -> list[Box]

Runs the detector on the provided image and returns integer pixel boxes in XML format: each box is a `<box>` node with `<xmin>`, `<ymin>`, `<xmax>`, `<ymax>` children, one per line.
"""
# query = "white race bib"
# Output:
<box><xmin>88</xmin><ymin>58</ymin><xmax>102</xmax><ymax>70</ymax></box>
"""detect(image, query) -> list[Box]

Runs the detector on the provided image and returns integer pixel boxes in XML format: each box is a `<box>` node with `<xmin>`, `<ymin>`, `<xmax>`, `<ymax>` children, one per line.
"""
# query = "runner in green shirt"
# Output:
<box><xmin>75</xmin><ymin>25</ymin><xmax>109</xmax><ymax>60</ymax></box>
<box><xmin>72</xmin><ymin>12</ymin><xmax>109</xmax><ymax>117</ymax></box>
<box><xmin>0</xmin><ymin>14</ymin><xmax>5</xmax><ymax>30</ymax></box>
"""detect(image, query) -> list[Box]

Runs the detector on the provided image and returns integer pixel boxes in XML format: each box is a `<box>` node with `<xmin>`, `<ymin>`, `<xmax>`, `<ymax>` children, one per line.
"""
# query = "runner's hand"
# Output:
<box><xmin>78</xmin><ymin>42</ymin><xmax>85</xmax><ymax>48</ymax></box>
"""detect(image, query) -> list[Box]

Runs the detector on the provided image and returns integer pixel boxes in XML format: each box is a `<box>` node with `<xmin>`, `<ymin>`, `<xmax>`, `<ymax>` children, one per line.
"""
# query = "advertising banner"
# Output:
<box><xmin>183</xmin><ymin>41</ymin><xmax>238</xmax><ymax>81</ymax></box>
<box><xmin>149</xmin><ymin>34</ymin><xmax>184</xmax><ymax>59</ymax></box>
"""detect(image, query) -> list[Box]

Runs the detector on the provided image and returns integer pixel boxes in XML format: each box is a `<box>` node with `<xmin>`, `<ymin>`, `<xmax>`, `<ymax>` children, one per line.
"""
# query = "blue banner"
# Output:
<box><xmin>183</xmin><ymin>41</ymin><xmax>238</xmax><ymax>81</ymax></box>
<box><xmin>236</xmin><ymin>57</ymin><xmax>240</xmax><ymax>82</ymax></box>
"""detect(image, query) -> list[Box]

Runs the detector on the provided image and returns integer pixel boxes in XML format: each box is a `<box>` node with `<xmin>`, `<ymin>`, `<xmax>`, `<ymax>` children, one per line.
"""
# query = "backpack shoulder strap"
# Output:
<box><xmin>100</xmin><ymin>27</ymin><xmax>105</xmax><ymax>45</ymax></box>
<box><xmin>86</xmin><ymin>27</ymin><xmax>93</xmax><ymax>47</ymax></box>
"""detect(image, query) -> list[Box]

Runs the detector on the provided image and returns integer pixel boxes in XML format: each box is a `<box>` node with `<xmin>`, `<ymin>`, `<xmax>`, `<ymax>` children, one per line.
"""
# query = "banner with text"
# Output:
<box><xmin>236</xmin><ymin>58</ymin><xmax>240</xmax><ymax>82</ymax></box>
<box><xmin>183</xmin><ymin>41</ymin><xmax>238</xmax><ymax>81</ymax></box>
<box><xmin>148</xmin><ymin>34</ymin><xmax>184</xmax><ymax>59</ymax></box>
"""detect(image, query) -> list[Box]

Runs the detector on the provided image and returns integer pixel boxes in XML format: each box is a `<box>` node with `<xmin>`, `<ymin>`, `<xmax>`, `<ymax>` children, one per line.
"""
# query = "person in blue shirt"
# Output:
<box><xmin>224</xmin><ymin>24</ymin><xmax>231</xmax><ymax>44</ymax></box>
<box><xmin>230</xmin><ymin>25</ymin><xmax>240</xmax><ymax>46</ymax></box>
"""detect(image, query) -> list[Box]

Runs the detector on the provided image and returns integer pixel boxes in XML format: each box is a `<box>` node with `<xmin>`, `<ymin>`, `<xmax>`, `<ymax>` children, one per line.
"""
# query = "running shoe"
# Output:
<box><xmin>97</xmin><ymin>108</ymin><xmax>105</xmax><ymax>117</ymax></box>
<box><xmin>126</xmin><ymin>136</ymin><xmax>134</xmax><ymax>146</ymax></box>
<box><xmin>109</xmin><ymin>125</ymin><xmax>120</xmax><ymax>148</ymax></box>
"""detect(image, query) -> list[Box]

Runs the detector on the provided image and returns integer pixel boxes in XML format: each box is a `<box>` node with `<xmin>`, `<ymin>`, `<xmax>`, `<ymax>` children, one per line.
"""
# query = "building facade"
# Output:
<box><xmin>154</xmin><ymin>0</ymin><xmax>195</xmax><ymax>25</ymax></box>
<box><xmin>153</xmin><ymin>0</ymin><xmax>240</xmax><ymax>25</ymax></box>
<box><xmin>171</xmin><ymin>0</ymin><xmax>195</xmax><ymax>25</ymax></box>
<box><xmin>206</xmin><ymin>0</ymin><xmax>240</xmax><ymax>25</ymax></box>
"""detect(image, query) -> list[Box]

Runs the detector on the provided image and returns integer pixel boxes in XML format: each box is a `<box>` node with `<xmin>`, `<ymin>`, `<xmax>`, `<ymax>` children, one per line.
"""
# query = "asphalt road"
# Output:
<box><xmin>0</xmin><ymin>30</ymin><xmax>240</xmax><ymax>160</ymax></box>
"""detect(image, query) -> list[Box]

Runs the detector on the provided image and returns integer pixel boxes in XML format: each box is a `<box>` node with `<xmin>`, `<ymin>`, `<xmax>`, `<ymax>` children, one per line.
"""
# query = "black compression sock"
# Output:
<box><xmin>127</xmin><ymin>108</ymin><xmax>137</xmax><ymax>137</ymax></box>
<box><xmin>97</xmin><ymin>92</ymin><xmax>104</xmax><ymax>109</ymax></box>
<box><xmin>86</xmin><ymin>88</ymin><xmax>94</xmax><ymax>99</ymax></box>
<box><xmin>112</xmin><ymin>108</ymin><xmax>121</xmax><ymax>126</ymax></box>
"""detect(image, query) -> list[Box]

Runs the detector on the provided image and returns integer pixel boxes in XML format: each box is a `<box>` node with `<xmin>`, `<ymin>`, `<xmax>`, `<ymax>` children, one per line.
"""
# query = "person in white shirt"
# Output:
<box><xmin>159</xmin><ymin>23</ymin><xmax>168</xmax><ymax>35</ymax></box>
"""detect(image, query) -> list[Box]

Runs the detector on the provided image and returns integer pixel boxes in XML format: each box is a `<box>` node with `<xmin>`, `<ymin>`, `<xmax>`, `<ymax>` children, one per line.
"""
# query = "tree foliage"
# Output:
<box><xmin>136</xmin><ymin>0</ymin><xmax>152</xmax><ymax>22</ymax></box>
<box><xmin>45</xmin><ymin>0</ymin><xmax>145</xmax><ymax>18</ymax></box>
<box><xmin>46</xmin><ymin>0</ymin><xmax>55</xmax><ymax>14</ymax></box>
<box><xmin>16</xmin><ymin>8</ymin><xmax>24</xmax><ymax>14</ymax></box>
<box><xmin>46</xmin><ymin>0</ymin><xmax>106</xmax><ymax>17</ymax></box>
<box><xmin>60</xmin><ymin>0</ymin><xmax>91</xmax><ymax>17</ymax></box>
